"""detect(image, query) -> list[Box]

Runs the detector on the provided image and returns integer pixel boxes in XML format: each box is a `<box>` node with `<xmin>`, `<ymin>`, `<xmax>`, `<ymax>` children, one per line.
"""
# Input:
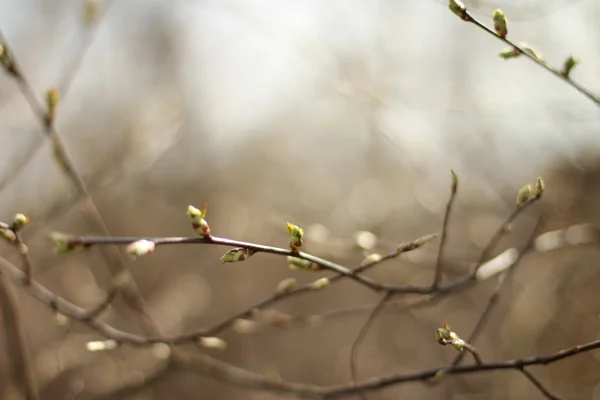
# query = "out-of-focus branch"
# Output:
<box><xmin>172</xmin><ymin>339</ymin><xmax>599</xmax><ymax>399</ymax></box>
<box><xmin>0</xmin><ymin>277</ymin><xmax>39</xmax><ymax>400</ymax></box>
<box><xmin>432</xmin><ymin>170</ymin><xmax>458</xmax><ymax>288</ymax></box>
<box><xmin>0</xmin><ymin>10</ymin><xmax>163</xmax><ymax>340</ymax></box>
<box><xmin>0</xmin><ymin>0</ymin><xmax>116</xmax><ymax>193</ymax></box>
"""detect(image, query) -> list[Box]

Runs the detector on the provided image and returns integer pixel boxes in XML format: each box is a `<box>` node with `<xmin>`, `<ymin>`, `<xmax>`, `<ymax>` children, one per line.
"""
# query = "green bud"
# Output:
<box><xmin>499</xmin><ymin>48</ymin><xmax>521</xmax><ymax>60</ymax></box>
<box><xmin>220</xmin><ymin>247</ymin><xmax>255</xmax><ymax>263</ymax></box>
<box><xmin>492</xmin><ymin>9</ymin><xmax>508</xmax><ymax>38</ymax></box>
<box><xmin>286</xmin><ymin>222</ymin><xmax>303</xmax><ymax>252</ymax></box>
<box><xmin>126</xmin><ymin>239</ymin><xmax>156</xmax><ymax>259</ymax></box>
<box><xmin>0</xmin><ymin>44</ymin><xmax>15</xmax><ymax>74</ymax></box>
<box><xmin>450</xmin><ymin>169</ymin><xmax>458</xmax><ymax>193</ymax></box>
<box><xmin>452</xmin><ymin>338</ymin><xmax>466</xmax><ymax>351</ymax></box>
<box><xmin>310</xmin><ymin>277</ymin><xmax>330</xmax><ymax>290</ymax></box>
<box><xmin>45</xmin><ymin>88</ymin><xmax>60</xmax><ymax>126</ymax></box>
<box><xmin>360</xmin><ymin>253</ymin><xmax>382</xmax><ymax>267</ymax></box>
<box><xmin>535</xmin><ymin>177</ymin><xmax>544</xmax><ymax>197</ymax></box>
<box><xmin>448</xmin><ymin>0</ymin><xmax>467</xmax><ymax>20</ymax></box>
<box><xmin>287</xmin><ymin>256</ymin><xmax>320</xmax><ymax>271</ymax></box>
<box><xmin>0</xmin><ymin>228</ymin><xmax>16</xmax><ymax>243</ymax></box>
<box><xmin>519</xmin><ymin>43</ymin><xmax>544</xmax><ymax>63</ymax></box>
<box><xmin>516</xmin><ymin>183</ymin><xmax>533</xmax><ymax>206</ymax></box>
<box><xmin>276</xmin><ymin>278</ymin><xmax>297</xmax><ymax>294</ymax></box>
<box><xmin>48</xmin><ymin>231</ymin><xmax>83</xmax><ymax>254</ymax></box>
<box><xmin>435</xmin><ymin>328</ymin><xmax>449</xmax><ymax>345</ymax></box>
<box><xmin>187</xmin><ymin>204</ymin><xmax>210</xmax><ymax>237</ymax></box>
<box><xmin>86</xmin><ymin>340</ymin><xmax>119</xmax><ymax>352</ymax></box>
<box><xmin>397</xmin><ymin>233</ymin><xmax>437</xmax><ymax>253</ymax></box>
<box><xmin>198</xmin><ymin>336</ymin><xmax>227</xmax><ymax>350</ymax></box>
<box><xmin>13</xmin><ymin>213</ymin><xmax>30</xmax><ymax>231</ymax></box>
<box><xmin>561</xmin><ymin>56</ymin><xmax>579</xmax><ymax>78</ymax></box>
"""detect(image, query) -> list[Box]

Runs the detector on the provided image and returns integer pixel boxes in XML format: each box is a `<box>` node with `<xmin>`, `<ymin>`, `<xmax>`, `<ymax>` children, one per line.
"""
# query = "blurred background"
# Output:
<box><xmin>0</xmin><ymin>0</ymin><xmax>599</xmax><ymax>399</ymax></box>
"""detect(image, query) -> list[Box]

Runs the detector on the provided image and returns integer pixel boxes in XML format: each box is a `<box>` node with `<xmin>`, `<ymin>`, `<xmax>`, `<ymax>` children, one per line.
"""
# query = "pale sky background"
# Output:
<box><xmin>0</xmin><ymin>0</ymin><xmax>598</xmax><ymax>222</ymax></box>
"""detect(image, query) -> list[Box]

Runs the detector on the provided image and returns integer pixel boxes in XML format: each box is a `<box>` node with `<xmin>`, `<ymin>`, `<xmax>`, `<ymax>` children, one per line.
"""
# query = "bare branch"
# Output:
<box><xmin>0</xmin><ymin>277</ymin><xmax>39</xmax><ymax>400</ymax></box>
<box><xmin>432</xmin><ymin>170</ymin><xmax>458</xmax><ymax>288</ymax></box>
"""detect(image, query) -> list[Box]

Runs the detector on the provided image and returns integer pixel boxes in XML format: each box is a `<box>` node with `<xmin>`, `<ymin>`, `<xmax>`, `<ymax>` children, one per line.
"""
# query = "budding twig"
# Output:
<box><xmin>447</xmin><ymin>1</ymin><xmax>600</xmax><ymax>107</ymax></box>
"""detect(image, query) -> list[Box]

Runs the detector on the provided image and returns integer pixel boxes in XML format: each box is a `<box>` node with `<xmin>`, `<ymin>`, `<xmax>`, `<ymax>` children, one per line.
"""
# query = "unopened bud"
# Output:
<box><xmin>519</xmin><ymin>43</ymin><xmax>544</xmax><ymax>63</ymax></box>
<box><xmin>448</xmin><ymin>0</ymin><xmax>468</xmax><ymax>20</ymax></box>
<box><xmin>354</xmin><ymin>231</ymin><xmax>377</xmax><ymax>250</ymax></box>
<box><xmin>435</xmin><ymin>327</ymin><xmax>452</xmax><ymax>345</ymax></box>
<box><xmin>492</xmin><ymin>9</ymin><xmax>507</xmax><ymax>38</ymax></box>
<box><xmin>361</xmin><ymin>253</ymin><xmax>382</xmax><ymax>267</ymax></box>
<box><xmin>561</xmin><ymin>56</ymin><xmax>579</xmax><ymax>78</ymax></box>
<box><xmin>0</xmin><ymin>44</ymin><xmax>15</xmax><ymax>75</ymax></box>
<box><xmin>262</xmin><ymin>310</ymin><xmax>292</xmax><ymax>327</ymax></box>
<box><xmin>397</xmin><ymin>233</ymin><xmax>437</xmax><ymax>253</ymax></box>
<box><xmin>220</xmin><ymin>247</ymin><xmax>255</xmax><ymax>263</ymax></box>
<box><xmin>286</xmin><ymin>222</ymin><xmax>303</xmax><ymax>252</ymax></box>
<box><xmin>86</xmin><ymin>340</ymin><xmax>118</xmax><ymax>352</ymax></box>
<box><xmin>48</xmin><ymin>231</ymin><xmax>83</xmax><ymax>254</ymax></box>
<box><xmin>55</xmin><ymin>312</ymin><xmax>69</xmax><ymax>326</ymax></box>
<box><xmin>187</xmin><ymin>204</ymin><xmax>210</xmax><ymax>238</ymax></box>
<box><xmin>450</xmin><ymin>169</ymin><xmax>458</xmax><ymax>193</ymax></box>
<box><xmin>535</xmin><ymin>177</ymin><xmax>544</xmax><ymax>197</ymax></box>
<box><xmin>198</xmin><ymin>336</ymin><xmax>227</xmax><ymax>350</ymax></box>
<box><xmin>287</xmin><ymin>256</ymin><xmax>320</xmax><ymax>271</ymax></box>
<box><xmin>0</xmin><ymin>228</ymin><xmax>16</xmax><ymax>243</ymax></box>
<box><xmin>452</xmin><ymin>338</ymin><xmax>466</xmax><ymax>351</ymax></box>
<box><xmin>276</xmin><ymin>278</ymin><xmax>297</xmax><ymax>294</ymax></box>
<box><xmin>516</xmin><ymin>183</ymin><xmax>534</xmax><ymax>206</ymax></box>
<box><xmin>233</xmin><ymin>319</ymin><xmax>257</xmax><ymax>334</ymax></box>
<box><xmin>126</xmin><ymin>239</ymin><xmax>156</xmax><ymax>259</ymax></box>
<box><xmin>310</xmin><ymin>277</ymin><xmax>330</xmax><ymax>290</ymax></box>
<box><xmin>13</xmin><ymin>213</ymin><xmax>29</xmax><ymax>230</ymax></box>
<box><xmin>499</xmin><ymin>47</ymin><xmax>521</xmax><ymax>60</ymax></box>
<box><xmin>45</xmin><ymin>88</ymin><xmax>60</xmax><ymax>126</ymax></box>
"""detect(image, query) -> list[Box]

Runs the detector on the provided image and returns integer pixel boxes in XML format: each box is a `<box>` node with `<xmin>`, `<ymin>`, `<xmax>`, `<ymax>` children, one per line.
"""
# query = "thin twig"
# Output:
<box><xmin>64</xmin><ymin>233</ymin><xmax>452</xmax><ymax>294</ymax></box>
<box><xmin>452</xmin><ymin>215</ymin><xmax>544</xmax><ymax>367</ymax></box>
<box><xmin>349</xmin><ymin>291</ymin><xmax>394</xmax><ymax>400</ymax></box>
<box><xmin>172</xmin><ymin>336</ymin><xmax>600</xmax><ymax>399</ymax></box>
<box><xmin>432</xmin><ymin>170</ymin><xmax>458</xmax><ymax>288</ymax></box>
<box><xmin>461</xmin><ymin>343</ymin><xmax>483</xmax><ymax>365</ymax></box>
<box><xmin>471</xmin><ymin>193</ymin><xmax>539</xmax><ymax>276</ymax></box>
<box><xmin>0</xmin><ymin>276</ymin><xmax>39</xmax><ymax>400</ymax></box>
<box><xmin>519</xmin><ymin>367</ymin><xmax>565</xmax><ymax>400</ymax></box>
<box><xmin>81</xmin><ymin>284</ymin><xmax>120</xmax><ymax>320</ymax></box>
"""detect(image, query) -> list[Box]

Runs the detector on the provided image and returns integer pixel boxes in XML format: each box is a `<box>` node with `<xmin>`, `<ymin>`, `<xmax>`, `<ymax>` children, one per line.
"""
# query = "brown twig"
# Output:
<box><xmin>452</xmin><ymin>215</ymin><xmax>544</xmax><ymax>367</ymax></box>
<box><xmin>66</xmin><ymin>233</ymin><xmax>495</xmax><ymax>296</ymax></box>
<box><xmin>440</xmin><ymin>216</ymin><xmax>566</xmax><ymax>400</ymax></box>
<box><xmin>349</xmin><ymin>291</ymin><xmax>394</xmax><ymax>400</ymax></box>
<box><xmin>518</xmin><ymin>367</ymin><xmax>565</xmax><ymax>400</ymax></box>
<box><xmin>432</xmin><ymin>170</ymin><xmax>458</xmax><ymax>288</ymax></box>
<box><xmin>172</xmin><ymin>337</ymin><xmax>600</xmax><ymax>399</ymax></box>
<box><xmin>0</xmin><ymin>276</ymin><xmax>39</xmax><ymax>400</ymax></box>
